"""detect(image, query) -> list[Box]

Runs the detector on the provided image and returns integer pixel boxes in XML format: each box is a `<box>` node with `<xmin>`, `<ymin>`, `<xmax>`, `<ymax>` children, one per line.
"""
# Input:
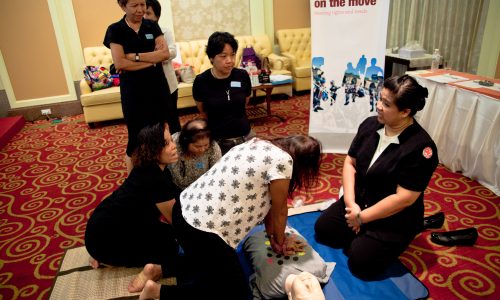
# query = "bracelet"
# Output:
<box><xmin>356</xmin><ymin>212</ymin><xmax>363</xmax><ymax>226</ymax></box>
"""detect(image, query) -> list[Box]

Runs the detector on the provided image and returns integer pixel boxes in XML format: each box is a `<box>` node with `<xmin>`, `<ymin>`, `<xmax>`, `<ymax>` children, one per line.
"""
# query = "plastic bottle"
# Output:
<box><xmin>248</xmin><ymin>62</ymin><xmax>259</xmax><ymax>87</ymax></box>
<box><xmin>431</xmin><ymin>49</ymin><xmax>441</xmax><ymax>71</ymax></box>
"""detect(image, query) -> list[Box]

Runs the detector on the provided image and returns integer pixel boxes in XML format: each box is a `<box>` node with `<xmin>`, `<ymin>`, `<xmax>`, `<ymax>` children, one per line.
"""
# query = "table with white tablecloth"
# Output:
<box><xmin>385</xmin><ymin>52</ymin><xmax>434</xmax><ymax>77</ymax></box>
<box><xmin>408</xmin><ymin>70</ymin><xmax>500</xmax><ymax>195</ymax></box>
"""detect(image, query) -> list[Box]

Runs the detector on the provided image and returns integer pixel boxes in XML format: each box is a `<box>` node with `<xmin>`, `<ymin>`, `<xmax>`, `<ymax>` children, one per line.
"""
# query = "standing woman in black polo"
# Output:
<box><xmin>105</xmin><ymin>0</ymin><xmax>181</xmax><ymax>173</ymax></box>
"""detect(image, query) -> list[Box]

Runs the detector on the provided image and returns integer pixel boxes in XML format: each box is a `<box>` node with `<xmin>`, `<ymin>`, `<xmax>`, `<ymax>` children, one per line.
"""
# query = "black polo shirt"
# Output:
<box><xmin>91</xmin><ymin>164</ymin><xmax>180</xmax><ymax>224</ymax></box>
<box><xmin>104</xmin><ymin>15</ymin><xmax>162</xmax><ymax>55</ymax></box>
<box><xmin>193</xmin><ymin>68</ymin><xmax>252</xmax><ymax>140</ymax></box>
<box><xmin>348</xmin><ymin>116</ymin><xmax>438</xmax><ymax>237</ymax></box>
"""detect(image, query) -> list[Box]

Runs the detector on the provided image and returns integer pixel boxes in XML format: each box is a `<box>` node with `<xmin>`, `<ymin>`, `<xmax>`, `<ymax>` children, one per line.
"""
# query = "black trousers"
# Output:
<box><xmin>217</xmin><ymin>131</ymin><xmax>255</xmax><ymax>156</ymax></box>
<box><xmin>85</xmin><ymin>218</ymin><xmax>180</xmax><ymax>277</ymax></box>
<box><xmin>159</xmin><ymin>202</ymin><xmax>249</xmax><ymax>300</ymax></box>
<box><xmin>168</xmin><ymin>89</ymin><xmax>181</xmax><ymax>134</ymax></box>
<box><xmin>120</xmin><ymin>67</ymin><xmax>180</xmax><ymax>156</ymax></box>
<box><xmin>314</xmin><ymin>198</ymin><xmax>412</xmax><ymax>279</ymax></box>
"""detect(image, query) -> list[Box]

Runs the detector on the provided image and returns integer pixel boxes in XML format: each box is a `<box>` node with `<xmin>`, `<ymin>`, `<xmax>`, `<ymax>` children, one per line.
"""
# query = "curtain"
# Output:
<box><xmin>386</xmin><ymin>0</ymin><xmax>489</xmax><ymax>74</ymax></box>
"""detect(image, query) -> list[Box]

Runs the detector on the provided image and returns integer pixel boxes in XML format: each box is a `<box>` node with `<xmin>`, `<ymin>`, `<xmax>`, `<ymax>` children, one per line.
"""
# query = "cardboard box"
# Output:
<box><xmin>398</xmin><ymin>48</ymin><xmax>426</xmax><ymax>59</ymax></box>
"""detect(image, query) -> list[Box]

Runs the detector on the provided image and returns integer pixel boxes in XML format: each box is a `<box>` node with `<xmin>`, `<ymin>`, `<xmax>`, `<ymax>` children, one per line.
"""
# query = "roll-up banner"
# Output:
<box><xmin>309</xmin><ymin>0</ymin><xmax>390</xmax><ymax>153</ymax></box>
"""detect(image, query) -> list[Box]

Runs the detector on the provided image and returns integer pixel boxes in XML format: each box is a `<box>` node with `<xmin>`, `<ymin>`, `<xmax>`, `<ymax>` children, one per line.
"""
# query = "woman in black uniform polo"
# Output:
<box><xmin>85</xmin><ymin>122</ymin><xmax>180</xmax><ymax>279</ymax></box>
<box><xmin>105</xmin><ymin>0</ymin><xmax>181</xmax><ymax>173</ymax></box>
<box><xmin>315</xmin><ymin>75</ymin><xmax>439</xmax><ymax>279</ymax></box>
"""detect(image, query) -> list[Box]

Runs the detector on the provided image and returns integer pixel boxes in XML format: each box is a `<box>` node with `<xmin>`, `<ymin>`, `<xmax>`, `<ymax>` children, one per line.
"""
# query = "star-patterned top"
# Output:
<box><xmin>180</xmin><ymin>138</ymin><xmax>293</xmax><ymax>248</ymax></box>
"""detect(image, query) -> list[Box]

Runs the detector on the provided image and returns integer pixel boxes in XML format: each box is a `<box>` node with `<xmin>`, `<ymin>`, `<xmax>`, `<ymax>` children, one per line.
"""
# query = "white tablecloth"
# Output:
<box><xmin>413</xmin><ymin>76</ymin><xmax>500</xmax><ymax>195</ymax></box>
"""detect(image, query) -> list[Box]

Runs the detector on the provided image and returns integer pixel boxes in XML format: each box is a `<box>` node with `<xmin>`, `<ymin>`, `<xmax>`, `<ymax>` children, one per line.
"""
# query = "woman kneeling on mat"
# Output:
<box><xmin>129</xmin><ymin>135</ymin><xmax>322</xmax><ymax>300</ymax></box>
<box><xmin>315</xmin><ymin>75</ymin><xmax>438</xmax><ymax>279</ymax></box>
<box><xmin>84</xmin><ymin>122</ymin><xmax>181</xmax><ymax>279</ymax></box>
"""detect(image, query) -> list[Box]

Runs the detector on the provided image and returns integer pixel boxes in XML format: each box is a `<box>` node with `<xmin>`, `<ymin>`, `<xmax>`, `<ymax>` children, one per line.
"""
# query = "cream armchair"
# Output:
<box><xmin>176</xmin><ymin>39</ymin><xmax>213</xmax><ymax>108</ymax></box>
<box><xmin>79</xmin><ymin>47</ymin><xmax>122</xmax><ymax>126</ymax></box>
<box><xmin>236</xmin><ymin>35</ymin><xmax>291</xmax><ymax>75</ymax></box>
<box><xmin>276</xmin><ymin>28</ymin><xmax>311</xmax><ymax>91</ymax></box>
<box><xmin>236</xmin><ymin>35</ymin><xmax>292</xmax><ymax>96</ymax></box>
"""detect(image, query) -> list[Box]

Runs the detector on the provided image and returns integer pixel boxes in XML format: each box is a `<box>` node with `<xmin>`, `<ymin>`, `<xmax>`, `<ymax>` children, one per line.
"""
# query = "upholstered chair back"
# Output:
<box><xmin>177</xmin><ymin>40</ymin><xmax>212</xmax><ymax>74</ymax></box>
<box><xmin>276</xmin><ymin>28</ymin><xmax>311</xmax><ymax>67</ymax></box>
<box><xmin>83</xmin><ymin>47</ymin><xmax>114</xmax><ymax>69</ymax></box>
<box><xmin>236</xmin><ymin>35</ymin><xmax>273</xmax><ymax>66</ymax></box>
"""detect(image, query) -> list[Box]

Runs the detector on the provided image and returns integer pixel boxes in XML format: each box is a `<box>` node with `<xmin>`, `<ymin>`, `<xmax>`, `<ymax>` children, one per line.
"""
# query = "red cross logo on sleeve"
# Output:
<box><xmin>423</xmin><ymin>147</ymin><xmax>433</xmax><ymax>159</ymax></box>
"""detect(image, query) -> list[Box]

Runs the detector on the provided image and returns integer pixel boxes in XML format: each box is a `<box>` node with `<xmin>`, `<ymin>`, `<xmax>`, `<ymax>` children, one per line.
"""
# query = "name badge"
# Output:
<box><xmin>230</xmin><ymin>81</ymin><xmax>241</xmax><ymax>88</ymax></box>
<box><xmin>145</xmin><ymin>34</ymin><xmax>154</xmax><ymax>40</ymax></box>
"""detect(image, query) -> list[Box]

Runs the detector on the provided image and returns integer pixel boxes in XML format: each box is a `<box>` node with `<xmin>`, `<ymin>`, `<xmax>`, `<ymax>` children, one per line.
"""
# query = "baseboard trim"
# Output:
<box><xmin>7</xmin><ymin>100</ymin><xmax>83</xmax><ymax>122</ymax></box>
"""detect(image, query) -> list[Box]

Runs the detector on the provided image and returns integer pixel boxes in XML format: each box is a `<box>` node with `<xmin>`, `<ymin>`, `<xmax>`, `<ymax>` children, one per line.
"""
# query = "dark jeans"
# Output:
<box><xmin>159</xmin><ymin>202</ymin><xmax>249</xmax><ymax>300</ymax></box>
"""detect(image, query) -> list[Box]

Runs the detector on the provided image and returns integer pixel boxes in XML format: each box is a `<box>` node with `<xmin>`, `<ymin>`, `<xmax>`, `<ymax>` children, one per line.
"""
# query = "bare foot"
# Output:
<box><xmin>139</xmin><ymin>280</ymin><xmax>161</xmax><ymax>300</ymax></box>
<box><xmin>128</xmin><ymin>264</ymin><xmax>162</xmax><ymax>293</ymax></box>
<box><xmin>89</xmin><ymin>256</ymin><xmax>99</xmax><ymax>269</ymax></box>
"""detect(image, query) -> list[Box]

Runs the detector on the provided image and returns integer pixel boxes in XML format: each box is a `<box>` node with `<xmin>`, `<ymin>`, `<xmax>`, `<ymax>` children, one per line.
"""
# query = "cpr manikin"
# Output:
<box><xmin>285</xmin><ymin>271</ymin><xmax>325</xmax><ymax>300</ymax></box>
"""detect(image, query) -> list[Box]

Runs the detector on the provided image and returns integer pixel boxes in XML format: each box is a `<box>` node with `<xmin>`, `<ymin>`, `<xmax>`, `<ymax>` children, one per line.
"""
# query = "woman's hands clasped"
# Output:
<box><xmin>345</xmin><ymin>204</ymin><xmax>362</xmax><ymax>234</ymax></box>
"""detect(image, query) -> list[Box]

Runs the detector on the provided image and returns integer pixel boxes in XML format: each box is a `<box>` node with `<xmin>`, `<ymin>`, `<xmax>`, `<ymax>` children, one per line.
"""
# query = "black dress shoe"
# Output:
<box><xmin>431</xmin><ymin>228</ymin><xmax>478</xmax><ymax>246</ymax></box>
<box><xmin>423</xmin><ymin>212</ymin><xmax>445</xmax><ymax>230</ymax></box>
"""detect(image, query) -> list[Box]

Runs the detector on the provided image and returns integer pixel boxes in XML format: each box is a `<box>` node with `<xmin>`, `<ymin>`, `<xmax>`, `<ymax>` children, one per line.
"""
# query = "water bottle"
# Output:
<box><xmin>248</xmin><ymin>62</ymin><xmax>259</xmax><ymax>87</ymax></box>
<box><xmin>431</xmin><ymin>49</ymin><xmax>441</xmax><ymax>71</ymax></box>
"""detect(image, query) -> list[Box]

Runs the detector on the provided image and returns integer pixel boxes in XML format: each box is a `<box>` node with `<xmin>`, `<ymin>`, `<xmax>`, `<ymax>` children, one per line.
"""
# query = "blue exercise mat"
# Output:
<box><xmin>237</xmin><ymin>211</ymin><xmax>428</xmax><ymax>300</ymax></box>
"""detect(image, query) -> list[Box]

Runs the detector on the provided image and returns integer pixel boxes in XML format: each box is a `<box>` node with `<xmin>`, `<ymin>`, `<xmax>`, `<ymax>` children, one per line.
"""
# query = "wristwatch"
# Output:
<box><xmin>135</xmin><ymin>53</ymin><xmax>140</xmax><ymax>62</ymax></box>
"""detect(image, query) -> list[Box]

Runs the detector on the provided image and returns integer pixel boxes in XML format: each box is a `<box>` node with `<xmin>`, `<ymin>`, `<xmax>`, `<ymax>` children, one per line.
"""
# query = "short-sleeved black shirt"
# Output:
<box><xmin>90</xmin><ymin>164</ymin><xmax>180</xmax><ymax>225</ymax></box>
<box><xmin>348</xmin><ymin>116</ymin><xmax>438</xmax><ymax>237</ymax></box>
<box><xmin>104</xmin><ymin>15</ymin><xmax>162</xmax><ymax>55</ymax></box>
<box><xmin>192</xmin><ymin>68</ymin><xmax>252</xmax><ymax>140</ymax></box>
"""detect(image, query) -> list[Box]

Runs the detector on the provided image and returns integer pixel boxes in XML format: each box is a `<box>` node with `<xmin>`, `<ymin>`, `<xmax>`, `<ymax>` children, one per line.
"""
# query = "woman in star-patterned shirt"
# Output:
<box><xmin>132</xmin><ymin>135</ymin><xmax>322</xmax><ymax>300</ymax></box>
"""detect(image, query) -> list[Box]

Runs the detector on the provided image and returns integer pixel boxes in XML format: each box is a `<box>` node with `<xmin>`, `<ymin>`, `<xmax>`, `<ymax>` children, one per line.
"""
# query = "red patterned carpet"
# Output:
<box><xmin>0</xmin><ymin>94</ymin><xmax>498</xmax><ymax>299</ymax></box>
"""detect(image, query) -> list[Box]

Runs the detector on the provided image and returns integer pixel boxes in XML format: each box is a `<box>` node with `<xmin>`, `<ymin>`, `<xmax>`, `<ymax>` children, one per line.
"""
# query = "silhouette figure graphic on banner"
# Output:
<box><xmin>364</xmin><ymin>74</ymin><xmax>384</xmax><ymax>112</ymax></box>
<box><xmin>365</xmin><ymin>58</ymin><xmax>384</xmax><ymax>79</ymax></box>
<box><xmin>313</xmin><ymin>66</ymin><xmax>327</xmax><ymax>112</ymax></box>
<box><xmin>312</xmin><ymin>57</ymin><xmax>327</xmax><ymax>112</ymax></box>
<box><xmin>329</xmin><ymin>80</ymin><xmax>340</xmax><ymax>105</ymax></box>
<box><xmin>345</xmin><ymin>62</ymin><xmax>357</xmax><ymax>76</ymax></box>
<box><xmin>355</xmin><ymin>54</ymin><xmax>367</xmax><ymax>76</ymax></box>
<box><xmin>342</xmin><ymin>61</ymin><xmax>360</xmax><ymax>106</ymax></box>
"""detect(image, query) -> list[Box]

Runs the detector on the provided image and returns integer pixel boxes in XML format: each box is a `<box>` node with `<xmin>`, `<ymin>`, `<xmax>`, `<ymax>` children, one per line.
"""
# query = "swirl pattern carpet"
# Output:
<box><xmin>0</xmin><ymin>94</ymin><xmax>498</xmax><ymax>299</ymax></box>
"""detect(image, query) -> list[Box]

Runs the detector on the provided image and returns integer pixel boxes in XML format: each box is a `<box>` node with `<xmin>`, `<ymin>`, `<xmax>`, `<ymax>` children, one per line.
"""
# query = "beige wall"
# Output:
<box><xmin>273</xmin><ymin>0</ymin><xmax>310</xmax><ymax>32</ymax></box>
<box><xmin>73</xmin><ymin>0</ymin><xmax>123</xmax><ymax>49</ymax></box>
<box><xmin>0</xmin><ymin>0</ymin><xmax>67</xmax><ymax>101</ymax></box>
